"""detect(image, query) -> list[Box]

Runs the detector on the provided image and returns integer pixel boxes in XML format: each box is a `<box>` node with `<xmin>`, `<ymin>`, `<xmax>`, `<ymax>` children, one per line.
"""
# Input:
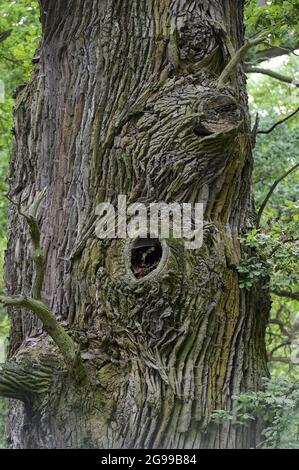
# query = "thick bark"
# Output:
<box><xmin>2</xmin><ymin>0</ymin><xmax>269</xmax><ymax>449</ymax></box>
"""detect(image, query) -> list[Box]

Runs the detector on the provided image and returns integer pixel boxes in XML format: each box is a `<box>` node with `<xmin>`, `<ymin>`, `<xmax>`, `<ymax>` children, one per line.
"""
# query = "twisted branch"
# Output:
<box><xmin>0</xmin><ymin>190</ymin><xmax>87</xmax><ymax>385</ymax></box>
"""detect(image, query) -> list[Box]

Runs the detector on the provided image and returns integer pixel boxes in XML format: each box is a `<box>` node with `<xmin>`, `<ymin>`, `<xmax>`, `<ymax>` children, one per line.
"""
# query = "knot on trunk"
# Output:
<box><xmin>178</xmin><ymin>17</ymin><xmax>216</xmax><ymax>62</ymax></box>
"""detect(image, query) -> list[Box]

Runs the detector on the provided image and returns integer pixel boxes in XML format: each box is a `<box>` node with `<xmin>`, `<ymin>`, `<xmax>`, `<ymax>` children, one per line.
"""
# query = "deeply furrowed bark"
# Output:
<box><xmin>2</xmin><ymin>0</ymin><xmax>269</xmax><ymax>449</ymax></box>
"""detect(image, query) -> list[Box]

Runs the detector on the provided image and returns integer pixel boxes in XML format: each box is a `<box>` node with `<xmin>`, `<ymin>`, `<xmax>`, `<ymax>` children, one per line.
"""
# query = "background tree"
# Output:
<box><xmin>0</xmin><ymin>0</ymin><xmax>40</xmax><ymax>447</ymax></box>
<box><xmin>244</xmin><ymin>0</ymin><xmax>299</xmax><ymax>375</ymax></box>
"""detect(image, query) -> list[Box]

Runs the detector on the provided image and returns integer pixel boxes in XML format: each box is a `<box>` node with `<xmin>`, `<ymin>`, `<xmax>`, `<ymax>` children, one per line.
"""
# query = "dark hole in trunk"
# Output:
<box><xmin>131</xmin><ymin>238</ymin><xmax>163</xmax><ymax>279</ymax></box>
<box><xmin>193</xmin><ymin>123</ymin><xmax>212</xmax><ymax>137</ymax></box>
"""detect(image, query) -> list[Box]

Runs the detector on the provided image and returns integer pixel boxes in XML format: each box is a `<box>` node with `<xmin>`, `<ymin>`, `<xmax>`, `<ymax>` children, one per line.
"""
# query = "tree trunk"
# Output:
<box><xmin>2</xmin><ymin>0</ymin><xmax>269</xmax><ymax>449</ymax></box>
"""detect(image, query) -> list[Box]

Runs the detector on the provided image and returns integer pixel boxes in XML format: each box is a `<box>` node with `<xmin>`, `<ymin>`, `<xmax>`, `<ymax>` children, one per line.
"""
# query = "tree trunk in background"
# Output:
<box><xmin>3</xmin><ymin>0</ymin><xmax>269</xmax><ymax>448</ymax></box>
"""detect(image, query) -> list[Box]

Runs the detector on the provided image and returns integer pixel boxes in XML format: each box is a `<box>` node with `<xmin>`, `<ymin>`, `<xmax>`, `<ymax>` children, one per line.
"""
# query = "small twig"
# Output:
<box><xmin>0</xmin><ymin>54</ymin><xmax>23</xmax><ymax>64</ymax></box>
<box><xmin>269</xmin><ymin>319</ymin><xmax>290</xmax><ymax>338</ymax></box>
<box><xmin>217</xmin><ymin>31</ymin><xmax>269</xmax><ymax>89</ymax></box>
<box><xmin>257</xmin><ymin>161</ymin><xmax>299</xmax><ymax>228</ymax></box>
<box><xmin>245</xmin><ymin>66</ymin><xmax>299</xmax><ymax>87</ymax></box>
<box><xmin>252</xmin><ymin>43</ymin><xmax>299</xmax><ymax>63</ymax></box>
<box><xmin>257</xmin><ymin>106</ymin><xmax>299</xmax><ymax>135</ymax></box>
<box><xmin>269</xmin><ymin>238</ymin><xmax>299</xmax><ymax>257</ymax></box>
<box><xmin>269</xmin><ymin>341</ymin><xmax>291</xmax><ymax>357</ymax></box>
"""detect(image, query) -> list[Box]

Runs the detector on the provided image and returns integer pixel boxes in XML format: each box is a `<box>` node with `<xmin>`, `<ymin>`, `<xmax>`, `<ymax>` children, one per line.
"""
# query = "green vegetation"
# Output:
<box><xmin>222</xmin><ymin>0</ymin><xmax>299</xmax><ymax>446</ymax></box>
<box><xmin>0</xmin><ymin>0</ymin><xmax>40</xmax><ymax>448</ymax></box>
<box><xmin>222</xmin><ymin>42</ymin><xmax>299</xmax><ymax>442</ymax></box>
<box><xmin>0</xmin><ymin>0</ymin><xmax>40</xmax><ymax>235</ymax></box>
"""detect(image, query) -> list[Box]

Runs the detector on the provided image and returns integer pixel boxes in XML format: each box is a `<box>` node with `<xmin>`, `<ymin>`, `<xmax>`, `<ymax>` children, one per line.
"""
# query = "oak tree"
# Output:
<box><xmin>0</xmin><ymin>0</ymin><xmax>271</xmax><ymax>449</ymax></box>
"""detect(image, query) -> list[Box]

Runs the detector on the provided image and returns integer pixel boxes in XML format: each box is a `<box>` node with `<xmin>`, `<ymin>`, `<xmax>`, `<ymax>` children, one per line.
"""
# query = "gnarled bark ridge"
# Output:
<box><xmin>2</xmin><ymin>0</ymin><xmax>269</xmax><ymax>448</ymax></box>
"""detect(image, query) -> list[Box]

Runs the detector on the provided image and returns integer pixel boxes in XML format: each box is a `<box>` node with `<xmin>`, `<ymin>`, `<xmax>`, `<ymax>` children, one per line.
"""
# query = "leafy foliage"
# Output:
<box><xmin>212</xmin><ymin>377</ymin><xmax>299</xmax><ymax>448</ymax></box>
<box><xmin>245</xmin><ymin>0</ymin><xmax>299</xmax><ymax>47</ymax></box>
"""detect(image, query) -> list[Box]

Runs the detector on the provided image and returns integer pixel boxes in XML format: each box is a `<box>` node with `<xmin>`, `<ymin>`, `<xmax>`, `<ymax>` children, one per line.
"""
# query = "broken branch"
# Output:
<box><xmin>217</xmin><ymin>31</ymin><xmax>269</xmax><ymax>89</ymax></box>
<box><xmin>1</xmin><ymin>190</ymin><xmax>87</xmax><ymax>384</ymax></box>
